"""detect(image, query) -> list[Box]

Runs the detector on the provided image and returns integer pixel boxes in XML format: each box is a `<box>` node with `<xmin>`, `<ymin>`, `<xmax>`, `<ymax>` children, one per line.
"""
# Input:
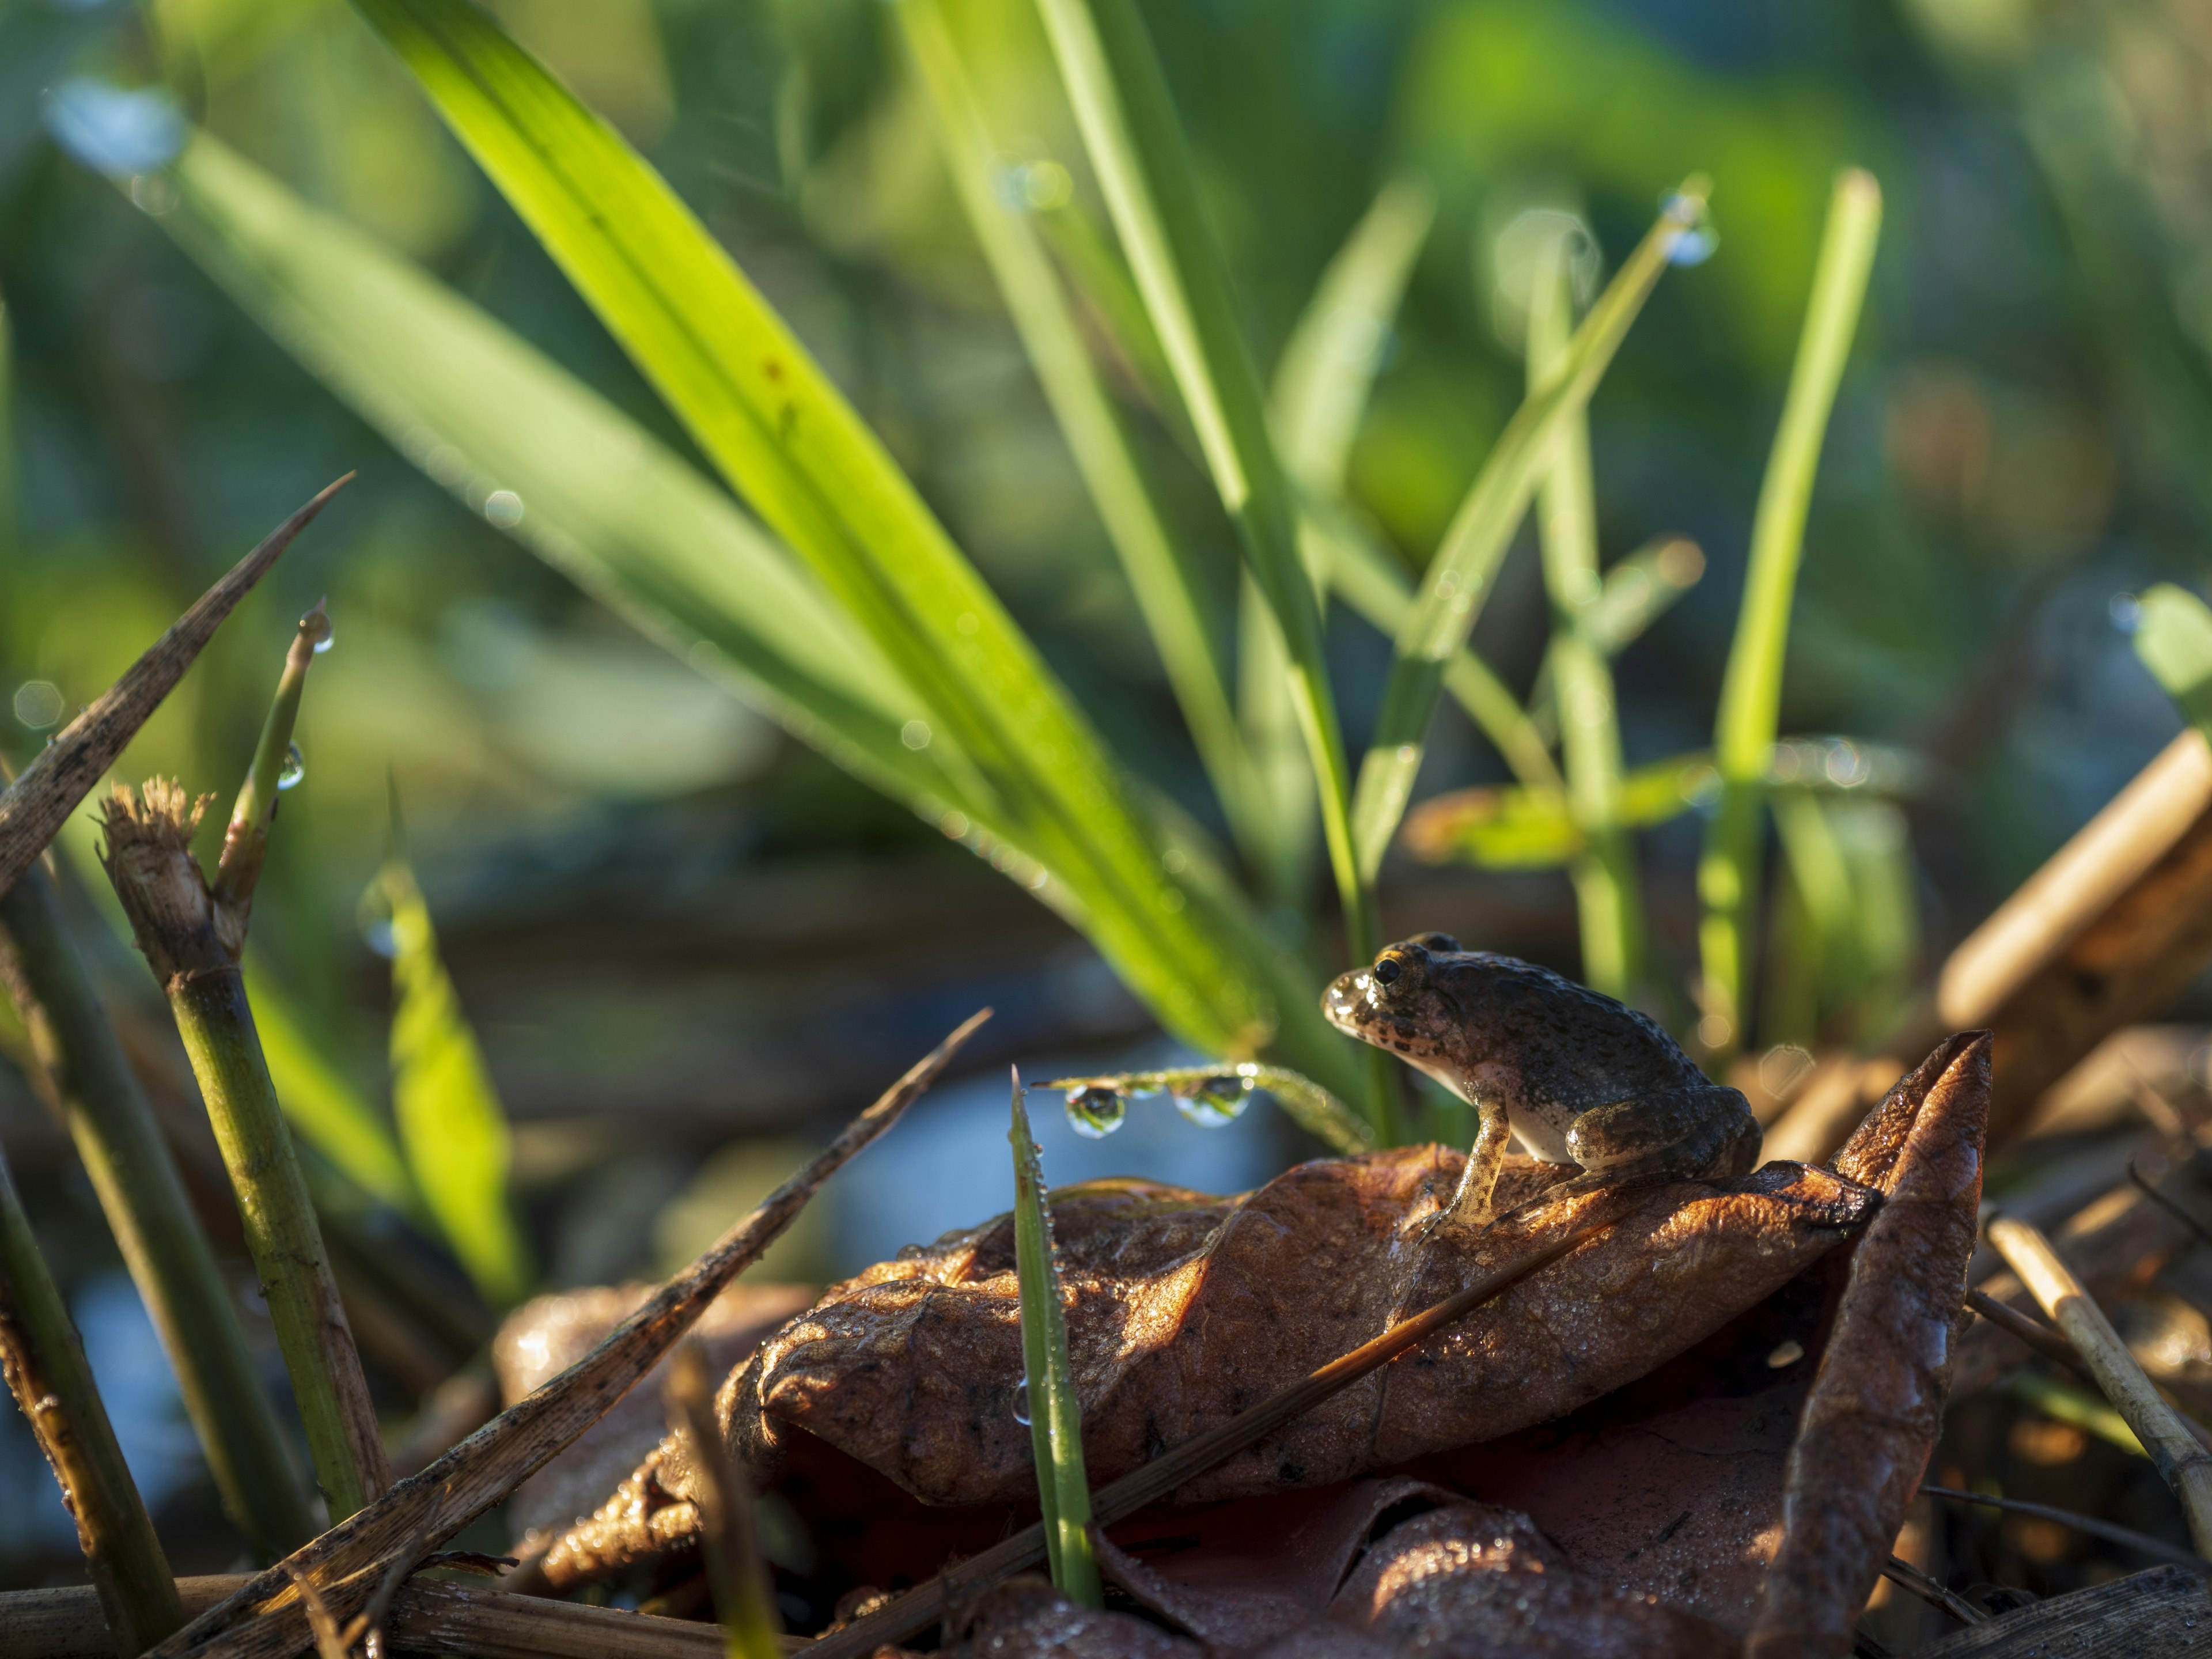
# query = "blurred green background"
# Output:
<box><xmin>2</xmin><ymin>0</ymin><xmax>2207</xmax><ymax>1584</ymax></box>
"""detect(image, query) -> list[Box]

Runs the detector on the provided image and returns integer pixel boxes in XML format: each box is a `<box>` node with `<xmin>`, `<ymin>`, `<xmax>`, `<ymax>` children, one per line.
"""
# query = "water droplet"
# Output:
<box><xmin>12</xmin><ymin>680</ymin><xmax>63</xmax><ymax>730</ymax></box>
<box><xmin>313</xmin><ymin>628</ymin><xmax>335</xmax><ymax>656</ymax></box>
<box><xmin>2111</xmin><ymin>592</ymin><xmax>2143</xmax><ymax>632</ymax></box>
<box><xmin>484</xmin><ymin>489</ymin><xmax>524</xmax><ymax>528</ymax></box>
<box><xmin>1661</xmin><ymin>193</ymin><xmax>1719</xmax><ymax>267</ymax></box>
<box><xmin>1012</xmin><ymin>1379</ymin><xmax>1031</xmax><ymax>1426</ymax></box>
<box><xmin>901</xmin><ymin>719</ymin><xmax>932</xmax><ymax>751</ymax></box>
<box><xmin>276</xmin><ymin>743</ymin><xmax>305</xmax><ymax>791</ymax></box>
<box><xmin>362</xmin><ymin>919</ymin><xmax>397</xmax><ymax>959</ymax></box>
<box><xmin>1065</xmin><ymin>1085</ymin><xmax>1127</xmax><ymax>1139</ymax></box>
<box><xmin>1172</xmin><ymin>1074</ymin><xmax>1253</xmax><ymax>1128</ymax></box>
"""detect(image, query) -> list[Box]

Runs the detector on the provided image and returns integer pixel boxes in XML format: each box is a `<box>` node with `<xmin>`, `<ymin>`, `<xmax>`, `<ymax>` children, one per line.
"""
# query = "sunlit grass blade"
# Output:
<box><xmin>1348</xmin><ymin>183</ymin><xmax>1708</xmax><ymax>881</ymax></box>
<box><xmin>1</xmin><ymin>863</ymin><xmax>315</xmax><ymax>1560</ymax></box>
<box><xmin>1698</xmin><ymin>168</ymin><xmax>1881</xmax><ymax>1058</ymax></box>
<box><xmin>1528</xmin><ymin>535</ymin><xmax>1705</xmax><ymax>742</ymax></box>
<box><xmin>346</xmin><ymin>0</ymin><xmax>1359</xmax><ymax>1104</ymax></box>
<box><xmin>895</xmin><ymin>0</ymin><xmax>1274</xmax><ymax>876</ymax></box>
<box><xmin>0</xmin><ymin>1145</ymin><xmax>186</xmax><ymax>1654</ymax></box>
<box><xmin>1036</xmin><ymin>198</ymin><xmax>1185</xmax><ymax>440</ymax></box>
<box><xmin>2135</xmin><ymin>584</ymin><xmax>2212</xmax><ymax>736</ymax></box>
<box><xmin>1399</xmin><ymin>753</ymin><xmax>1707</xmax><ymax>870</ymax></box>
<box><xmin>1272</xmin><ymin>178</ymin><xmax>1434</xmax><ymax>494</ymax></box>
<box><xmin>380</xmin><ymin>850</ymin><xmax>533</xmax><ymax>1310</ymax></box>
<box><xmin>1041</xmin><ymin>1060</ymin><xmax>1373</xmax><ymax>1154</ymax></box>
<box><xmin>666</xmin><ymin>1342</ymin><xmax>782</xmax><ymax>1659</ymax></box>
<box><xmin>1032</xmin><ymin>0</ymin><xmax>1381</xmax><ymax>1008</ymax></box>
<box><xmin>1527</xmin><ymin>241</ymin><xmax>1645</xmax><ymax>1001</ymax></box>
<box><xmin>243</xmin><ymin>965</ymin><xmax>415</xmax><ymax>1217</ymax></box>
<box><xmin>1009</xmin><ymin>1068</ymin><xmax>1101</xmax><ymax>1605</ymax></box>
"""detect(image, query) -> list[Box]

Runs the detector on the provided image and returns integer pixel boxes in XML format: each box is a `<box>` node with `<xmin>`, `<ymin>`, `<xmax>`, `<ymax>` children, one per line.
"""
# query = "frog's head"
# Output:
<box><xmin>1322</xmin><ymin>933</ymin><xmax>1469</xmax><ymax>1077</ymax></box>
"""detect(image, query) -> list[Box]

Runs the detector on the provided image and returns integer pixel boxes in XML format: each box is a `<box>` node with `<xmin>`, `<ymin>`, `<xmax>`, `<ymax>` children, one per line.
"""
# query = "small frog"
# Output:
<box><xmin>1323</xmin><ymin>933</ymin><xmax>1760</xmax><ymax>1229</ymax></box>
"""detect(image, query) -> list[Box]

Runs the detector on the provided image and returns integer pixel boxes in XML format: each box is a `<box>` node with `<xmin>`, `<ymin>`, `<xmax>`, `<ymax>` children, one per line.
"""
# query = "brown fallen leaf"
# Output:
<box><xmin>717</xmin><ymin>1148</ymin><xmax>1870</xmax><ymax>1510</ymax></box>
<box><xmin>1749</xmin><ymin>1031</ymin><xmax>1993</xmax><ymax>1658</ymax></box>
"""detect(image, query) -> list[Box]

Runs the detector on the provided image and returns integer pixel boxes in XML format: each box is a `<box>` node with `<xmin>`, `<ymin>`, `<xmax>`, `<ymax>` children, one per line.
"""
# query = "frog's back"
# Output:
<box><xmin>1435</xmin><ymin>950</ymin><xmax>1708</xmax><ymax>1107</ymax></box>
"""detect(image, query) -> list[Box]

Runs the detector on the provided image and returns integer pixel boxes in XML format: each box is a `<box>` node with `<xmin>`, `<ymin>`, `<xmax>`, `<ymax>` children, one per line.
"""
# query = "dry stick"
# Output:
<box><xmin>0</xmin><ymin>477</ymin><xmax>349</xmax><ymax>901</ymax></box>
<box><xmin>141</xmin><ymin>1011</ymin><xmax>988</xmax><ymax>1659</ymax></box>
<box><xmin>808</xmin><ymin>1213</ymin><xmax>1616</xmax><ymax>1659</ymax></box>
<box><xmin>0</xmin><ymin>1145</ymin><xmax>185</xmax><ymax>1655</ymax></box>
<box><xmin>2129</xmin><ymin>1155</ymin><xmax>2212</xmax><ymax>1251</ymax></box>
<box><xmin>668</xmin><ymin>1343</ymin><xmax>781</xmax><ymax>1659</ymax></box>
<box><xmin>0</xmin><ymin>858</ymin><xmax>313</xmax><ymax>1558</ymax></box>
<box><xmin>1985</xmin><ymin>1210</ymin><xmax>2212</xmax><ymax>1555</ymax></box>
<box><xmin>1918</xmin><ymin>1484</ymin><xmax>2212</xmax><ymax>1573</ymax></box>
<box><xmin>1967</xmin><ymin>1283</ymin><xmax>2212</xmax><ymax>1455</ymax></box>
<box><xmin>1880</xmin><ymin>1555</ymin><xmax>1987</xmax><ymax>1627</ymax></box>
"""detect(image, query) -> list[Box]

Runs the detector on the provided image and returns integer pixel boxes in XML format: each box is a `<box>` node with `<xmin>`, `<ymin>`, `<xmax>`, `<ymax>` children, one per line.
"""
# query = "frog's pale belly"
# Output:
<box><xmin>1508</xmin><ymin>1108</ymin><xmax>1574</xmax><ymax>1163</ymax></box>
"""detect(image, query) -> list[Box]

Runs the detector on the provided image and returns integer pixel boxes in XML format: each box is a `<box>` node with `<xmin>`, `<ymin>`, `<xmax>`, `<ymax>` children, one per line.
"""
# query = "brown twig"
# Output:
<box><xmin>1918</xmin><ymin>1484</ymin><xmax>2211</xmax><ymax>1573</ymax></box>
<box><xmin>1965</xmin><ymin>1286</ymin><xmax>2083</xmax><ymax>1374</ymax></box>
<box><xmin>141</xmin><ymin>1011</ymin><xmax>988</xmax><ymax>1659</ymax></box>
<box><xmin>1984</xmin><ymin>1210</ymin><xmax>2212</xmax><ymax>1555</ymax></box>
<box><xmin>2128</xmin><ymin>1154</ymin><xmax>2212</xmax><ymax>1251</ymax></box>
<box><xmin>806</xmin><ymin>1211</ymin><xmax>1618</xmax><ymax>1659</ymax></box>
<box><xmin>1880</xmin><ymin>1555</ymin><xmax>1987</xmax><ymax>1627</ymax></box>
<box><xmin>0</xmin><ymin>478</ymin><xmax>348</xmax><ymax>901</ymax></box>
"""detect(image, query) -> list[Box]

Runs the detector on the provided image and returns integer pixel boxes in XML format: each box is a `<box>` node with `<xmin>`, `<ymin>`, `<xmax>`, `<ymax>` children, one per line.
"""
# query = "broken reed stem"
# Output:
<box><xmin>0</xmin><ymin>1144</ymin><xmax>185</xmax><ymax>1656</ymax></box>
<box><xmin>809</xmin><ymin>1213</ymin><xmax>1615</xmax><ymax>1659</ymax></box>
<box><xmin>0</xmin><ymin>479</ymin><xmax>348</xmax><ymax>902</ymax></box>
<box><xmin>666</xmin><ymin>1344</ymin><xmax>781</xmax><ymax>1659</ymax></box>
<box><xmin>214</xmin><ymin>603</ymin><xmax>329</xmax><ymax>911</ymax></box>
<box><xmin>1985</xmin><ymin>1210</ymin><xmax>2212</xmax><ymax>1555</ymax></box>
<box><xmin>1918</xmin><ymin>1484</ymin><xmax>2211</xmax><ymax>1573</ymax></box>
<box><xmin>1010</xmin><ymin>1070</ymin><xmax>1101</xmax><ymax>1606</ymax></box>
<box><xmin>139</xmin><ymin>1012</ymin><xmax>987</xmax><ymax>1659</ymax></box>
<box><xmin>0</xmin><ymin>860</ymin><xmax>313</xmax><ymax>1559</ymax></box>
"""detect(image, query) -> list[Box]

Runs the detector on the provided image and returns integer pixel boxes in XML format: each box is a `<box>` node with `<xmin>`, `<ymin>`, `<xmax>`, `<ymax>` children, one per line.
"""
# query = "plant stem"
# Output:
<box><xmin>1528</xmin><ymin>240</ymin><xmax>1645</xmax><ymax>1003</ymax></box>
<box><xmin>0</xmin><ymin>861</ymin><xmax>313</xmax><ymax>1558</ymax></box>
<box><xmin>0</xmin><ymin>1143</ymin><xmax>187</xmax><ymax>1654</ymax></box>
<box><xmin>1698</xmin><ymin>169</ymin><xmax>1881</xmax><ymax>1059</ymax></box>
<box><xmin>169</xmin><ymin>964</ymin><xmax>390</xmax><ymax>1518</ymax></box>
<box><xmin>666</xmin><ymin>1342</ymin><xmax>781</xmax><ymax>1659</ymax></box>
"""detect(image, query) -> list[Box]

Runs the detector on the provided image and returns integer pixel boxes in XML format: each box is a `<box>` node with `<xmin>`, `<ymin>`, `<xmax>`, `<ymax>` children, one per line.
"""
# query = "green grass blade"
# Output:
<box><xmin>1528</xmin><ymin>535</ymin><xmax>1705</xmax><ymax>742</ymax></box>
<box><xmin>1399</xmin><ymin>753</ymin><xmax>1705</xmax><ymax>871</ymax></box>
<box><xmin>381</xmin><ymin>855</ymin><xmax>533</xmax><ymax>1309</ymax></box>
<box><xmin>1697</xmin><ymin>169</ymin><xmax>1881</xmax><ymax>1058</ymax></box>
<box><xmin>244</xmin><ymin>965</ymin><xmax>415</xmax><ymax>1216</ymax></box>
<box><xmin>1035</xmin><ymin>199</ymin><xmax>1187</xmax><ymax>445</ymax></box>
<box><xmin>2135</xmin><ymin>584</ymin><xmax>2212</xmax><ymax>736</ymax></box>
<box><xmin>895</xmin><ymin>0</ymin><xmax>1272</xmax><ymax>874</ymax></box>
<box><xmin>347</xmin><ymin>0</ymin><xmax>1351</xmax><ymax>1103</ymax></box>
<box><xmin>1032</xmin><ymin>0</ymin><xmax>1380</xmax><ymax>1003</ymax></box>
<box><xmin>1348</xmin><ymin>184</ymin><xmax>1707</xmax><ymax>881</ymax></box>
<box><xmin>1009</xmin><ymin>1069</ymin><xmax>1101</xmax><ymax>1606</ymax></box>
<box><xmin>1272</xmin><ymin>179</ymin><xmax>1434</xmax><ymax>494</ymax></box>
<box><xmin>1527</xmin><ymin>244</ymin><xmax>1645</xmax><ymax>1002</ymax></box>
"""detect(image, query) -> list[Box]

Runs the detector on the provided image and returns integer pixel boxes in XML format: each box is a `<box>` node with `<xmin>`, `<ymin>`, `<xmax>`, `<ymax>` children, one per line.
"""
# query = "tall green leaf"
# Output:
<box><xmin>1697</xmin><ymin>169</ymin><xmax>1881</xmax><ymax>1057</ymax></box>
<box><xmin>1348</xmin><ymin>185</ymin><xmax>1708</xmax><ymax>880</ymax></box>
<box><xmin>381</xmin><ymin>857</ymin><xmax>533</xmax><ymax>1308</ymax></box>
<box><xmin>279</xmin><ymin>1</ymin><xmax>1359</xmax><ymax>1097</ymax></box>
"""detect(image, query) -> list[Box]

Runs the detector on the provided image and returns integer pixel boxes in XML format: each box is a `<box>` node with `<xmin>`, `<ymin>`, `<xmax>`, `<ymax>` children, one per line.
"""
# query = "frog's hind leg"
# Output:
<box><xmin>1438</xmin><ymin>1099</ymin><xmax>1514</xmax><ymax>1231</ymax></box>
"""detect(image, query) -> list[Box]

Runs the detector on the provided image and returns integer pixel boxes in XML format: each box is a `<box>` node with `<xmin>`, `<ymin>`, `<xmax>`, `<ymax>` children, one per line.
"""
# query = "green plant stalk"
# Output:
<box><xmin>1031</xmin><ymin>0</ymin><xmax>1381</xmax><ymax>991</ymax></box>
<box><xmin>1697</xmin><ymin>169</ymin><xmax>1881</xmax><ymax>1057</ymax></box>
<box><xmin>171</xmin><ymin>971</ymin><xmax>387</xmax><ymax>1519</ymax></box>
<box><xmin>1527</xmin><ymin>250</ymin><xmax>1645</xmax><ymax>1002</ymax></box>
<box><xmin>1527</xmin><ymin>535</ymin><xmax>1705</xmax><ymax>742</ymax></box>
<box><xmin>1349</xmin><ymin>186</ymin><xmax>1706</xmax><ymax>881</ymax></box>
<box><xmin>1010</xmin><ymin>1070</ymin><xmax>1101</xmax><ymax>1605</ymax></box>
<box><xmin>896</xmin><ymin>0</ymin><xmax>1275</xmax><ymax>879</ymax></box>
<box><xmin>666</xmin><ymin>1343</ymin><xmax>781</xmax><ymax>1659</ymax></box>
<box><xmin>215</xmin><ymin>606</ymin><xmax>326</xmax><ymax>907</ymax></box>
<box><xmin>0</xmin><ymin>863</ymin><xmax>313</xmax><ymax>1559</ymax></box>
<box><xmin>0</xmin><ymin>1144</ymin><xmax>187</xmax><ymax>1654</ymax></box>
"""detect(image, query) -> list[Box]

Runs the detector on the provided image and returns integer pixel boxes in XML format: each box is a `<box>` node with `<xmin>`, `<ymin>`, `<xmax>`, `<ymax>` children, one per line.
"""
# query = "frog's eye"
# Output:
<box><xmin>1372</xmin><ymin>953</ymin><xmax>1407</xmax><ymax>987</ymax></box>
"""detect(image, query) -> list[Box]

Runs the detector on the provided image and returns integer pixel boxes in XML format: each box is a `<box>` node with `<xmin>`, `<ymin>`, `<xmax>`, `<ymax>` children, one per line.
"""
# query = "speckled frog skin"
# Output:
<box><xmin>1324</xmin><ymin>933</ymin><xmax>1760</xmax><ymax>1228</ymax></box>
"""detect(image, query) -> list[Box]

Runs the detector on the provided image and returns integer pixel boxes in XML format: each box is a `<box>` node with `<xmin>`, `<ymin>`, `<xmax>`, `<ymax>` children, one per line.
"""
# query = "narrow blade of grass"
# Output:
<box><xmin>1697</xmin><ymin>169</ymin><xmax>1881</xmax><ymax>1058</ymax></box>
<box><xmin>1527</xmin><ymin>238</ymin><xmax>1645</xmax><ymax>1002</ymax></box>
<box><xmin>0</xmin><ymin>1145</ymin><xmax>186</xmax><ymax>1654</ymax></box>
<box><xmin>895</xmin><ymin>0</ymin><xmax>1272</xmax><ymax>876</ymax></box>
<box><xmin>1272</xmin><ymin>178</ymin><xmax>1434</xmax><ymax>495</ymax></box>
<box><xmin>345</xmin><ymin>0</ymin><xmax>1358</xmax><ymax>1105</ymax></box>
<box><xmin>1398</xmin><ymin>753</ymin><xmax>1707</xmax><ymax>870</ymax></box>
<box><xmin>1032</xmin><ymin>0</ymin><xmax>1381</xmax><ymax>1008</ymax></box>
<box><xmin>1527</xmin><ymin>535</ymin><xmax>1705</xmax><ymax>741</ymax></box>
<box><xmin>666</xmin><ymin>1342</ymin><xmax>782</xmax><ymax>1659</ymax></box>
<box><xmin>0</xmin><ymin>864</ymin><xmax>314</xmax><ymax>1560</ymax></box>
<box><xmin>2135</xmin><ymin>583</ymin><xmax>2212</xmax><ymax>737</ymax></box>
<box><xmin>1009</xmin><ymin>1068</ymin><xmax>1102</xmax><ymax>1605</ymax></box>
<box><xmin>381</xmin><ymin>851</ymin><xmax>533</xmax><ymax>1310</ymax></box>
<box><xmin>1349</xmin><ymin>185</ymin><xmax>1707</xmax><ymax>880</ymax></box>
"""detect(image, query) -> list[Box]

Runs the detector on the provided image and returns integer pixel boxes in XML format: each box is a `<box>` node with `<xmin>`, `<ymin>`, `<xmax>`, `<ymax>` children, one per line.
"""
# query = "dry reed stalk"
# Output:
<box><xmin>0</xmin><ymin>479</ymin><xmax>347</xmax><ymax>900</ymax></box>
<box><xmin>137</xmin><ymin>1012</ymin><xmax>987</xmax><ymax>1659</ymax></box>
<box><xmin>1985</xmin><ymin>1210</ymin><xmax>2212</xmax><ymax>1555</ymax></box>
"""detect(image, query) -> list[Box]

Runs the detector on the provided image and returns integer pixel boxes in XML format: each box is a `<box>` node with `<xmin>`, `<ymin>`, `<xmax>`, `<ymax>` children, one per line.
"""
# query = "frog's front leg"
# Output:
<box><xmin>1437</xmin><ymin>1096</ymin><xmax>1514</xmax><ymax>1230</ymax></box>
<box><xmin>1565</xmin><ymin>1084</ymin><xmax>1759</xmax><ymax>1184</ymax></box>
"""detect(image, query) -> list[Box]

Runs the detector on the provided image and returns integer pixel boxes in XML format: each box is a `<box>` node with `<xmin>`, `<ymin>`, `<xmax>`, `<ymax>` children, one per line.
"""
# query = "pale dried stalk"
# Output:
<box><xmin>1985</xmin><ymin>1210</ymin><xmax>2212</xmax><ymax>1555</ymax></box>
<box><xmin>667</xmin><ymin>1344</ymin><xmax>780</xmax><ymax>1659</ymax></box>
<box><xmin>806</xmin><ymin>1213</ymin><xmax>1615</xmax><ymax>1659</ymax></box>
<box><xmin>0</xmin><ymin>478</ymin><xmax>347</xmax><ymax>900</ymax></box>
<box><xmin>139</xmin><ymin>1012</ymin><xmax>987</xmax><ymax>1659</ymax></box>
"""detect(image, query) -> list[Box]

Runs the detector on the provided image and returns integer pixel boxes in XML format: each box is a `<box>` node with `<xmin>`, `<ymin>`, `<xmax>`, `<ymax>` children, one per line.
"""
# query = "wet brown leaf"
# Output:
<box><xmin>1749</xmin><ymin>1031</ymin><xmax>1993</xmax><ymax>1658</ymax></box>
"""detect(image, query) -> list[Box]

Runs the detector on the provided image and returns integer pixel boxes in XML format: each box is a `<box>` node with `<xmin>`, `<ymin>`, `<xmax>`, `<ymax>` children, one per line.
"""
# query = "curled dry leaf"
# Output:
<box><xmin>722</xmin><ymin>1147</ymin><xmax>1870</xmax><ymax>1509</ymax></box>
<box><xmin>1749</xmin><ymin>1031</ymin><xmax>1993</xmax><ymax>1658</ymax></box>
